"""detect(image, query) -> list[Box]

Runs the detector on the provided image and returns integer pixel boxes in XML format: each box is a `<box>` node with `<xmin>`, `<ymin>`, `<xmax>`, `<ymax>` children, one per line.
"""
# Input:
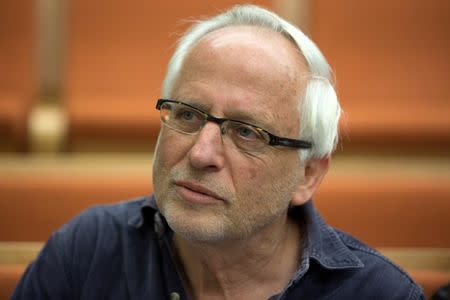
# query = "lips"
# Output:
<box><xmin>174</xmin><ymin>181</ymin><xmax>224</xmax><ymax>204</ymax></box>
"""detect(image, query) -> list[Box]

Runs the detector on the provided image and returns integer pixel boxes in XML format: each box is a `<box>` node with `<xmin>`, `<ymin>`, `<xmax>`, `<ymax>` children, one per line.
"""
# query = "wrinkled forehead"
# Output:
<box><xmin>185</xmin><ymin>25</ymin><xmax>308</xmax><ymax>83</ymax></box>
<box><xmin>176</xmin><ymin>27</ymin><xmax>308</xmax><ymax>102</ymax></box>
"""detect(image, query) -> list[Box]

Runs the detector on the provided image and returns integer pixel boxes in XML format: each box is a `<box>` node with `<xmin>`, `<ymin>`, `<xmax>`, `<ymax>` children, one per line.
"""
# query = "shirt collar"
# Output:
<box><xmin>127</xmin><ymin>195</ymin><xmax>158</xmax><ymax>229</ymax></box>
<box><xmin>128</xmin><ymin>195</ymin><xmax>363</xmax><ymax>270</ymax></box>
<box><xmin>295</xmin><ymin>201</ymin><xmax>364</xmax><ymax>270</ymax></box>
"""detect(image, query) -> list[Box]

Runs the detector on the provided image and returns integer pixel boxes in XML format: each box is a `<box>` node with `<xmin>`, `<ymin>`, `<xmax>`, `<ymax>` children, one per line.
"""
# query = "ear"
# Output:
<box><xmin>291</xmin><ymin>156</ymin><xmax>330</xmax><ymax>206</ymax></box>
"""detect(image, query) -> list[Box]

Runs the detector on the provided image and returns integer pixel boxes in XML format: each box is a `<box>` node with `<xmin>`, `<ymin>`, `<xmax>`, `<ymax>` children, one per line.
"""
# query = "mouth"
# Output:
<box><xmin>173</xmin><ymin>181</ymin><xmax>224</xmax><ymax>204</ymax></box>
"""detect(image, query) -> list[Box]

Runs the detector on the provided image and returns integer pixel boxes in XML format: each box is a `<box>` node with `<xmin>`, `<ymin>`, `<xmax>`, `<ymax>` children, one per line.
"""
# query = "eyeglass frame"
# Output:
<box><xmin>155</xmin><ymin>99</ymin><xmax>312</xmax><ymax>150</ymax></box>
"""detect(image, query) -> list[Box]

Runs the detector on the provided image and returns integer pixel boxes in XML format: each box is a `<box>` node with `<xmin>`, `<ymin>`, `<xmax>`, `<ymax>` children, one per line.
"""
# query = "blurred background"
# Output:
<box><xmin>0</xmin><ymin>0</ymin><xmax>449</xmax><ymax>298</ymax></box>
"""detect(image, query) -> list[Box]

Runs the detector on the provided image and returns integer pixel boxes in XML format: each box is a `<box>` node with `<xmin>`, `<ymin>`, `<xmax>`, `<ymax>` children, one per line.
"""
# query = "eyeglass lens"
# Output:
<box><xmin>159</xmin><ymin>102</ymin><xmax>269</xmax><ymax>151</ymax></box>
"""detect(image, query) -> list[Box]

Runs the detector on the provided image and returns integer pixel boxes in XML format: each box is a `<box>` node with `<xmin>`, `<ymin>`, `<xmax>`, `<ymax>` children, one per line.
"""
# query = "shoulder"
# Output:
<box><xmin>11</xmin><ymin>196</ymin><xmax>156</xmax><ymax>299</ymax></box>
<box><xmin>55</xmin><ymin>195</ymin><xmax>154</xmax><ymax>249</ymax></box>
<box><xmin>336</xmin><ymin>229</ymin><xmax>424</xmax><ymax>299</ymax></box>
<box><xmin>60</xmin><ymin>196</ymin><xmax>148</xmax><ymax>230</ymax></box>
<box><xmin>52</xmin><ymin>196</ymin><xmax>160</xmax><ymax>284</ymax></box>
<box><xmin>45</xmin><ymin>195</ymin><xmax>156</xmax><ymax>275</ymax></box>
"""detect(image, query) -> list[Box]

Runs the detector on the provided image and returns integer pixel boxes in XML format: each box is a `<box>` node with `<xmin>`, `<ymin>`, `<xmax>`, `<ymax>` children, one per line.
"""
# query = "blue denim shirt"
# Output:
<box><xmin>11</xmin><ymin>195</ymin><xmax>424</xmax><ymax>299</ymax></box>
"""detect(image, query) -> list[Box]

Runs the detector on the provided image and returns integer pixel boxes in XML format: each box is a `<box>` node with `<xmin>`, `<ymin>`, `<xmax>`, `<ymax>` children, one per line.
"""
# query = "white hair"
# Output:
<box><xmin>161</xmin><ymin>4</ymin><xmax>342</xmax><ymax>161</ymax></box>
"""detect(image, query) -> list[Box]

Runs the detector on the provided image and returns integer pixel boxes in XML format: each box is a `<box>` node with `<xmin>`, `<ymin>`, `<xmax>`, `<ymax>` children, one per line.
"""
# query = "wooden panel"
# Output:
<box><xmin>408</xmin><ymin>269</ymin><xmax>450</xmax><ymax>300</ymax></box>
<box><xmin>316</xmin><ymin>172</ymin><xmax>450</xmax><ymax>248</ymax></box>
<box><xmin>0</xmin><ymin>174</ymin><xmax>151</xmax><ymax>241</ymax></box>
<box><xmin>0</xmin><ymin>0</ymin><xmax>36</xmax><ymax>151</ymax></box>
<box><xmin>311</xmin><ymin>0</ymin><xmax>450</xmax><ymax>153</ymax></box>
<box><xmin>0</xmin><ymin>264</ymin><xmax>26</xmax><ymax>300</ymax></box>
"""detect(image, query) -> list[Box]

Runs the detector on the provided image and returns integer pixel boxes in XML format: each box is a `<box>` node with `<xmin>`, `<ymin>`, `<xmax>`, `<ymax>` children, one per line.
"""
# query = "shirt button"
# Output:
<box><xmin>169</xmin><ymin>292</ymin><xmax>180</xmax><ymax>300</ymax></box>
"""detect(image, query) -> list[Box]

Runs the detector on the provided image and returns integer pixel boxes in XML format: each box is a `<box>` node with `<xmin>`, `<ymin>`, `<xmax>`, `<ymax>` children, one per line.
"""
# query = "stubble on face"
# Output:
<box><xmin>153</xmin><ymin>143</ymin><xmax>303</xmax><ymax>242</ymax></box>
<box><xmin>154</xmin><ymin>158</ymin><xmax>235</xmax><ymax>241</ymax></box>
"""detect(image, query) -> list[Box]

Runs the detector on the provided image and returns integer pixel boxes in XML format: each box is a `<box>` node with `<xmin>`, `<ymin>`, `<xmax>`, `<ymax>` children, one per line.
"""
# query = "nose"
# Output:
<box><xmin>188</xmin><ymin>122</ymin><xmax>226</xmax><ymax>171</ymax></box>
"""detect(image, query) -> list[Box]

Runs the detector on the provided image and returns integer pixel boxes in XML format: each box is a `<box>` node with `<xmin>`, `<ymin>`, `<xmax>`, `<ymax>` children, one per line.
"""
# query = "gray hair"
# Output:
<box><xmin>161</xmin><ymin>4</ymin><xmax>342</xmax><ymax>161</ymax></box>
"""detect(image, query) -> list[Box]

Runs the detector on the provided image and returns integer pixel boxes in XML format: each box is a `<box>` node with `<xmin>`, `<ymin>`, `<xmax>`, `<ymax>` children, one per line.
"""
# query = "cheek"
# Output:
<box><xmin>247</xmin><ymin>165</ymin><xmax>259</xmax><ymax>180</ymax></box>
<box><xmin>234</xmin><ymin>153</ymin><xmax>285</xmax><ymax>184</ymax></box>
<box><xmin>256</xmin><ymin>153</ymin><xmax>302</xmax><ymax>189</ymax></box>
<box><xmin>153</xmin><ymin>132</ymin><xmax>190</xmax><ymax>193</ymax></box>
<box><xmin>233</xmin><ymin>162</ymin><xmax>272</xmax><ymax>192</ymax></box>
<box><xmin>155</xmin><ymin>130</ymin><xmax>189</xmax><ymax>164</ymax></box>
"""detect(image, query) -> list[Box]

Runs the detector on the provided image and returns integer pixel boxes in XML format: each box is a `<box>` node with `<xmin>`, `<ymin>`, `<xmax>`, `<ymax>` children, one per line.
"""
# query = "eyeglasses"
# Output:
<box><xmin>156</xmin><ymin>99</ymin><xmax>312</xmax><ymax>152</ymax></box>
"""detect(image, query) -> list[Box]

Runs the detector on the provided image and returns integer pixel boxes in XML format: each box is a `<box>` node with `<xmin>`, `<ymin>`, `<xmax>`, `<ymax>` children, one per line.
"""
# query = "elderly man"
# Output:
<box><xmin>12</xmin><ymin>5</ymin><xmax>423</xmax><ymax>300</ymax></box>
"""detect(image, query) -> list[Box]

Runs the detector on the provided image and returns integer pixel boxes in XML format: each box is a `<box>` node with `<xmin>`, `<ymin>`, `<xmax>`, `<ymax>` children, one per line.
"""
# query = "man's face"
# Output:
<box><xmin>152</xmin><ymin>26</ymin><xmax>308</xmax><ymax>241</ymax></box>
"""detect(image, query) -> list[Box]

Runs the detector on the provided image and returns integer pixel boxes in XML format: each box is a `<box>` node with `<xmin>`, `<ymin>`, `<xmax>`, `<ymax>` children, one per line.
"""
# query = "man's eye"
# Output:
<box><xmin>235</xmin><ymin>126</ymin><xmax>259</xmax><ymax>140</ymax></box>
<box><xmin>176</xmin><ymin>109</ymin><xmax>196</xmax><ymax>121</ymax></box>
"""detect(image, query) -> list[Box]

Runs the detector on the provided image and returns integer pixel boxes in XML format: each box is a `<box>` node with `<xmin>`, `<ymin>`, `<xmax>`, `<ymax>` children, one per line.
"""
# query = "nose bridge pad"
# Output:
<box><xmin>220</xmin><ymin>123</ymin><xmax>227</xmax><ymax>135</ymax></box>
<box><xmin>219</xmin><ymin>121</ymin><xmax>230</xmax><ymax>145</ymax></box>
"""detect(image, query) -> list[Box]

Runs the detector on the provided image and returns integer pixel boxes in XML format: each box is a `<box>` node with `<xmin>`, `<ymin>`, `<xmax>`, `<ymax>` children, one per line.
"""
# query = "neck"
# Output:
<box><xmin>173</xmin><ymin>215</ymin><xmax>302</xmax><ymax>300</ymax></box>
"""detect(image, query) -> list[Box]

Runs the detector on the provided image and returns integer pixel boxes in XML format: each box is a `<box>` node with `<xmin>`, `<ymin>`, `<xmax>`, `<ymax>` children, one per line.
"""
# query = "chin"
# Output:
<box><xmin>165</xmin><ymin>210</ymin><xmax>226</xmax><ymax>241</ymax></box>
<box><xmin>159</xmin><ymin>194</ymin><xmax>257</xmax><ymax>241</ymax></box>
<box><xmin>162</xmin><ymin>203</ymin><xmax>233</xmax><ymax>241</ymax></box>
<box><xmin>172</xmin><ymin>224</ymin><xmax>227</xmax><ymax>241</ymax></box>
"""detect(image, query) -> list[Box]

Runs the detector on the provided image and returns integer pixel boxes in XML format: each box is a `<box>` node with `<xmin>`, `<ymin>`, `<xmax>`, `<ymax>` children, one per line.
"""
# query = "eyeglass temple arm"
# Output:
<box><xmin>269</xmin><ymin>135</ymin><xmax>312</xmax><ymax>149</ymax></box>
